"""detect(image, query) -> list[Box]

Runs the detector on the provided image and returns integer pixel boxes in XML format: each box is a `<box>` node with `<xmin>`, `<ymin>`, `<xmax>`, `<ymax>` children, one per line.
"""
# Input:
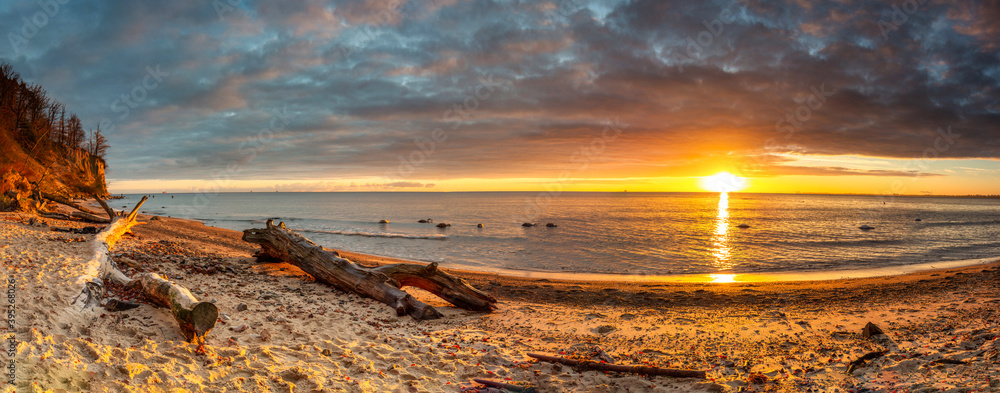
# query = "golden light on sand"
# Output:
<box><xmin>700</xmin><ymin>172</ymin><xmax>748</xmax><ymax>193</ymax></box>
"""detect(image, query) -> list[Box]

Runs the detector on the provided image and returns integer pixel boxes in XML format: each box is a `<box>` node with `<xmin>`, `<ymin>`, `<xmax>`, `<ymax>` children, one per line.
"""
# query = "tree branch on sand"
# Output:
<box><xmin>242</xmin><ymin>219</ymin><xmax>497</xmax><ymax>320</ymax></box>
<box><xmin>527</xmin><ymin>353</ymin><xmax>707</xmax><ymax>379</ymax></box>
<box><xmin>69</xmin><ymin>196</ymin><xmax>219</xmax><ymax>346</ymax></box>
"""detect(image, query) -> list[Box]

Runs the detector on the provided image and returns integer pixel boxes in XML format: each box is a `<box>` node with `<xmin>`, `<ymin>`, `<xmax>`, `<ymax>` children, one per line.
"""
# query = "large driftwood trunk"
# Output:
<box><xmin>69</xmin><ymin>196</ymin><xmax>218</xmax><ymax>345</ymax></box>
<box><xmin>242</xmin><ymin>220</ymin><xmax>496</xmax><ymax>320</ymax></box>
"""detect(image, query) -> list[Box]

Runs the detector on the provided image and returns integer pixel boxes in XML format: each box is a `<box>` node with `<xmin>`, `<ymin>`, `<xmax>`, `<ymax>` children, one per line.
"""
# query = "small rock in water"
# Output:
<box><xmin>862</xmin><ymin>321</ymin><xmax>884</xmax><ymax>338</ymax></box>
<box><xmin>737</xmin><ymin>224</ymin><xmax>750</xmax><ymax>228</ymax></box>
<box><xmin>545</xmin><ymin>223</ymin><xmax>557</xmax><ymax>227</ymax></box>
<box><xmin>477</xmin><ymin>223</ymin><xmax>484</xmax><ymax>228</ymax></box>
<box><xmin>915</xmin><ymin>218</ymin><xmax>922</xmax><ymax>221</ymax></box>
<box><xmin>436</xmin><ymin>222</ymin><xmax>451</xmax><ymax>228</ymax></box>
<box><xmin>859</xmin><ymin>225</ymin><xmax>875</xmax><ymax>230</ymax></box>
<box><xmin>418</xmin><ymin>219</ymin><xmax>429</xmax><ymax>223</ymax></box>
<box><xmin>522</xmin><ymin>223</ymin><xmax>536</xmax><ymax>227</ymax></box>
<box><xmin>236</xmin><ymin>303</ymin><xmax>248</xmax><ymax>312</ymax></box>
<box><xmin>378</xmin><ymin>219</ymin><xmax>390</xmax><ymax>224</ymax></box>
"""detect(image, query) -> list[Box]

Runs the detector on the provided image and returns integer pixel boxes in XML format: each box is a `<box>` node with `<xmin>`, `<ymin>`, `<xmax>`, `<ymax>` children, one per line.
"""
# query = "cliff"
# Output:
<box><xmin>1</xmin><ymin>127</ymin><xmax>108</xmax><ymax>211</ymax></box>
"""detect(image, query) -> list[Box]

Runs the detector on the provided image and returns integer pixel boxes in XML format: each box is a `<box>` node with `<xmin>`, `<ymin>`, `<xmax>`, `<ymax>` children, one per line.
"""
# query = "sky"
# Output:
<box><xmin>1</xmin><ymin>0</ymin><xmax>998</xmax><ymax>194</ymax></box>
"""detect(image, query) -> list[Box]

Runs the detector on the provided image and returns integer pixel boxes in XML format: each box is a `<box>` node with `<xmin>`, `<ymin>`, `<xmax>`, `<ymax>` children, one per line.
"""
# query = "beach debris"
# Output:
<box><xmin>258</xmin><ymin>329</ymin><xmax>272</xmax><ymax>342</ymax></box>
<box><xmin>545</xmin><ymin>223</ymin><xmax>557</xmax><ymax>227</ymax></box>
<box><xmin>69</xmin><ymin>195</ymin><xmax>219</xmax><ymax>348</ymax></box>
<box><xmin>116</xmin><ymin>256</ymin><xmax>142</xmax><ymax>269</ymax></box>
<box><xmin>242</xmin><ymin>219</ymin><xmax>496</xmax><ymax>320</ymax></box>
<box><xmin>859</xmin><ymin>225</ymin><xmax>875</xmax><ymax>230</ymax></box>
<box><xmin>477</xmin><ymin>223</ymin><xmax>483</xmax><ymax>228</ymax></box>
<box><xmin>594</xmin><ymin>324</ymin><xmax>617</xmax><ymax>335</ymax></box>
<box><xmin>526</xmin><ymin>353</ymin><xmax>707</xmax><ymax>379</ymax></box>
<box><xmin>846</xmin><ymin>351</ymin><xmax>884</xmax><ymax>374</ymax></box>
<box><xmin>436</xmin><ymin>222</ymin><xmax>451</xmax><ymax>228</ymax></box>
<box><xmin>472</xmin><ymin>378</ymin><xmax>537</xmax><ymax>392</ymax></box>
<box><xmin>737</xmin><ymin>223</ymin><xmax>750</xmax><ymax>228</ymax></box>
<box><xmin>746</xmin><ymin>372</ymin><xmax>768</xmax><ymax>384</ymax></box>
<box><xmin>862</xmin><ymin>322</ymin><xmax>885</xmax><ymax>338</ymax></box>
<box><xmin>379</xmin><ymin>219</ymin><xmax>390</xmax><ymax>224</ymax></box>
<box><xmin>102</xmin><ymin>298</ymin><xmax>140</xmax><ymax>312</ymax></box>
<box><xmin>236</xmin><ymin>303</ymin><xmax>248</xmax><ymax>311</ymax></box>
<box><xmin>150</xmin><ymin>216</ymin><xmax>161</xmax><ymax>221</ymax></box>
<box><xmin>231</xmin><ymin>325</ymin><xmax>249</xmax><ymax>333</ymax></box>
<box><xmin>521</xmin><ymin>223</ymin><xmax>535</xmax><ymax>227</ymax></box>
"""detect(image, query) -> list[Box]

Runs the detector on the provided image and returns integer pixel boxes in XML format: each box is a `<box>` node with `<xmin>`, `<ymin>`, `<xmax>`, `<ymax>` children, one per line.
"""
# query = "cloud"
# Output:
<box><xmin>0</xmin><ymin>0</ymin><xmax>996</xmax><ymax>187</ymax></box>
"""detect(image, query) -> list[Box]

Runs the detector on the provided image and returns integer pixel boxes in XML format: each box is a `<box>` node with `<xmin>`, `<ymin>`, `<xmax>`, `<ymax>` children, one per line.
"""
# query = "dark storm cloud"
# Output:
<box><xmin>1</xmin><ymin>0</ymin><xmax>997</xmax><ymax>184</ymax></box>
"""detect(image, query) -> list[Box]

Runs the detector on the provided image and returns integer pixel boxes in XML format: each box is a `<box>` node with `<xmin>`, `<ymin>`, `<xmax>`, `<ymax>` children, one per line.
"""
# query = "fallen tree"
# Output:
<box><xmin>242</xmin><ymin>219</ymin><xmax>496</xmax><ymax>320</ymax></box>
<box><xmin>69</xmin><ymin>196</ymin><xmax>218</xmax><ymax>345</ymax></box>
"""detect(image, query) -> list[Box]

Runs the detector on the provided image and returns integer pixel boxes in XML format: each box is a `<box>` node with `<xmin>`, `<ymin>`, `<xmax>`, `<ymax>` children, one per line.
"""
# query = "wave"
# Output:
<box><xmin>297</xmin><ymin>228</ymin><xmax>448</xmax><ymax>241</ymax></box>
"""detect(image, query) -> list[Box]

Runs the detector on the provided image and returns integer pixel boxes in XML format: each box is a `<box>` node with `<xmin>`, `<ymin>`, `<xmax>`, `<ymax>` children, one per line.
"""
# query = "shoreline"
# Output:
<box><xmin>135</xmin><ymin>202</ymin><xmax>1000</xmax><ymax>285</ymax></box>
<box><xmin>4</xmin><ymin>208</ymin><xmax>999</xmax><ymax>392</ymax></box>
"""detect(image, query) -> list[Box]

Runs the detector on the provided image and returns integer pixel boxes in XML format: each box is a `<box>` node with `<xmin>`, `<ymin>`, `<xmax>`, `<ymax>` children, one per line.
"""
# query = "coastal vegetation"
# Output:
<box><xmin>0</xmin><ymin>60</ymin><xmax>108</xmax><ymax>211</ymax></box>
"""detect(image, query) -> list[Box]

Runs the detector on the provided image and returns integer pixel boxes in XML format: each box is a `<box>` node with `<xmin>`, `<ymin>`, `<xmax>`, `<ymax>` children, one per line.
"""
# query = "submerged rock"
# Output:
<box><xmin>737</xmin><ymin>224</ymin><xmax>750</xmax><ymax>228</ymax></box>
<box><xmin>545</xmin><ymin>223</ymin><xmax>557</xmax><ymax>227</ymax></box>
<box><xmin>522</xmin><ymin>223</ymin><xmax>536</xmax><ymax>227</ymax></box>
<box><xmin>436</xmin><ymin>222</ymin><xmax>451</xmax><ymax>228</ymax></box>
<box><xmin>859</xmin><ymin>225</ymin><xmax>875</xmax><ymax>230</ymax></box>
<box><xmin>378</xmin><ymin>219</ymin><xmax>390</xmax><ymax>224</ymax></box>
<box><xmin>477</xmin><ymin>223</ymin><xmax>484</xmax><ymax>228</ymax></box>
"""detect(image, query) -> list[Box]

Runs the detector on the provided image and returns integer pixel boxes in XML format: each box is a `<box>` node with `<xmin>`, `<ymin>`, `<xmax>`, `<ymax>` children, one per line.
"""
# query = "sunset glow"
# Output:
<box><xmin>700</xmin><ymin>172</ymin><xmax>749</xmax><ymax>193</ymax></box>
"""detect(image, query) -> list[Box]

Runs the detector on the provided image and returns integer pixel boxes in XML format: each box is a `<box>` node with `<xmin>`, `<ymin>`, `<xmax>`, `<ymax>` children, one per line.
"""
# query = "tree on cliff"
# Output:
<box><xmin>0</xmin><ymin>60</ymin><xmax>110</xmax><ymax>203</ymax></box>
<box><xmin>88</xmin><ymin>127</ymin><xmax>108</xmax><ymax>158</ymax></box>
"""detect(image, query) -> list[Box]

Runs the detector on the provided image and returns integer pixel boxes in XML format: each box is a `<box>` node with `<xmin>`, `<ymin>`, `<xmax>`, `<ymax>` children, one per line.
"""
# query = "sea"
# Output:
<box><xmin>114</xmin><ymin>192</ymin><xmax>1000</xmax><ymax>280</ymax></box>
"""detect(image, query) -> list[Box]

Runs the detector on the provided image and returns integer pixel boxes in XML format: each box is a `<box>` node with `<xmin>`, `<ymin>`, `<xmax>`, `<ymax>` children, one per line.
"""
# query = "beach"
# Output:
<box><xmin>3</xmin><ymin>210</ymin><xmax>999</xmax><ymax>392</ymax></box>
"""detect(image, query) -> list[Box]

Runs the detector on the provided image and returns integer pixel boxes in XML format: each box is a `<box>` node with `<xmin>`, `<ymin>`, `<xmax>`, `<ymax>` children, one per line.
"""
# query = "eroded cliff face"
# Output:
<box><xmin>0</xmin><ymin>138</ymin><xmax>109</xmax><ymax>211</ymax></box>
<box><xmin>63</xmin><ymin>147</ymin><xmax>108</xmax><ymax>197</ymax></box>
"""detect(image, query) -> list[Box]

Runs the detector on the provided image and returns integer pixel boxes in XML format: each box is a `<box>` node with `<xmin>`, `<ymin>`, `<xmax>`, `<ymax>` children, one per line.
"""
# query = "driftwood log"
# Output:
<box><xmin>473</xmin><ymin>379</ymin><xmax>537</xmax><ymax>392</ymax></box>
<box><xmin>242</xmin><ymin>220</ymin><xmax>496</xmax><ymax>320</ymax></box>
<box><xmin>527</xmin><ymin>353</ymin><xmax>707</xmax><ymax>379</ymax></box>
<box><xmin>69</xmin><ymin>196</ymin><xmax>218</xmax><ymax>345</ymax></box>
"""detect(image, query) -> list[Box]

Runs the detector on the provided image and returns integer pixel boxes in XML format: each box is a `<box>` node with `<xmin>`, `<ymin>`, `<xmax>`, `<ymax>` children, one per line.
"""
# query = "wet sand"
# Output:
<box><xmin>3</xmin><ymin>210</ymin><xmax>999</xmax><ymax>392</ymax></box>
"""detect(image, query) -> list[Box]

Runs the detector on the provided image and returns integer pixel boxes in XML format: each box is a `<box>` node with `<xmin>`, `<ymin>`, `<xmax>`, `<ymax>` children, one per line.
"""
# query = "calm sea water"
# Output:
<box><xmin>116</xmin><ymin>192</ymin><xmax>1000</xmax><ymax>276</ymax></box>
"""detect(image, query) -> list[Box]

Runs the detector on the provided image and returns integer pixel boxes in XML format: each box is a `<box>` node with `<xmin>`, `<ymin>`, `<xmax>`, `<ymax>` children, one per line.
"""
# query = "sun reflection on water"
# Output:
<box><xmin>711</xmin><ymin>192</ymin><xmax>732</xmax><ymax>270</ymax></box>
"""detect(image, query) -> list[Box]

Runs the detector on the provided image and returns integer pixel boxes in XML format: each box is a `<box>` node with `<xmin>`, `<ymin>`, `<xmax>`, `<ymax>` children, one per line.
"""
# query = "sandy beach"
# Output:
<box><xmin>3</xmin><ymin>209</ymin><xmax>999</xmax><ymax>392</ymax></box>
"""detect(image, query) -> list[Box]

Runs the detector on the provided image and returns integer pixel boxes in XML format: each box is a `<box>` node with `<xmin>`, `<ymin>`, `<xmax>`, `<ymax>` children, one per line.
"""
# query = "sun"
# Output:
<box><xmin>700</xmin><ymin>172</ymin><xmax>748</xmax><ymax>192</ymax></box>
